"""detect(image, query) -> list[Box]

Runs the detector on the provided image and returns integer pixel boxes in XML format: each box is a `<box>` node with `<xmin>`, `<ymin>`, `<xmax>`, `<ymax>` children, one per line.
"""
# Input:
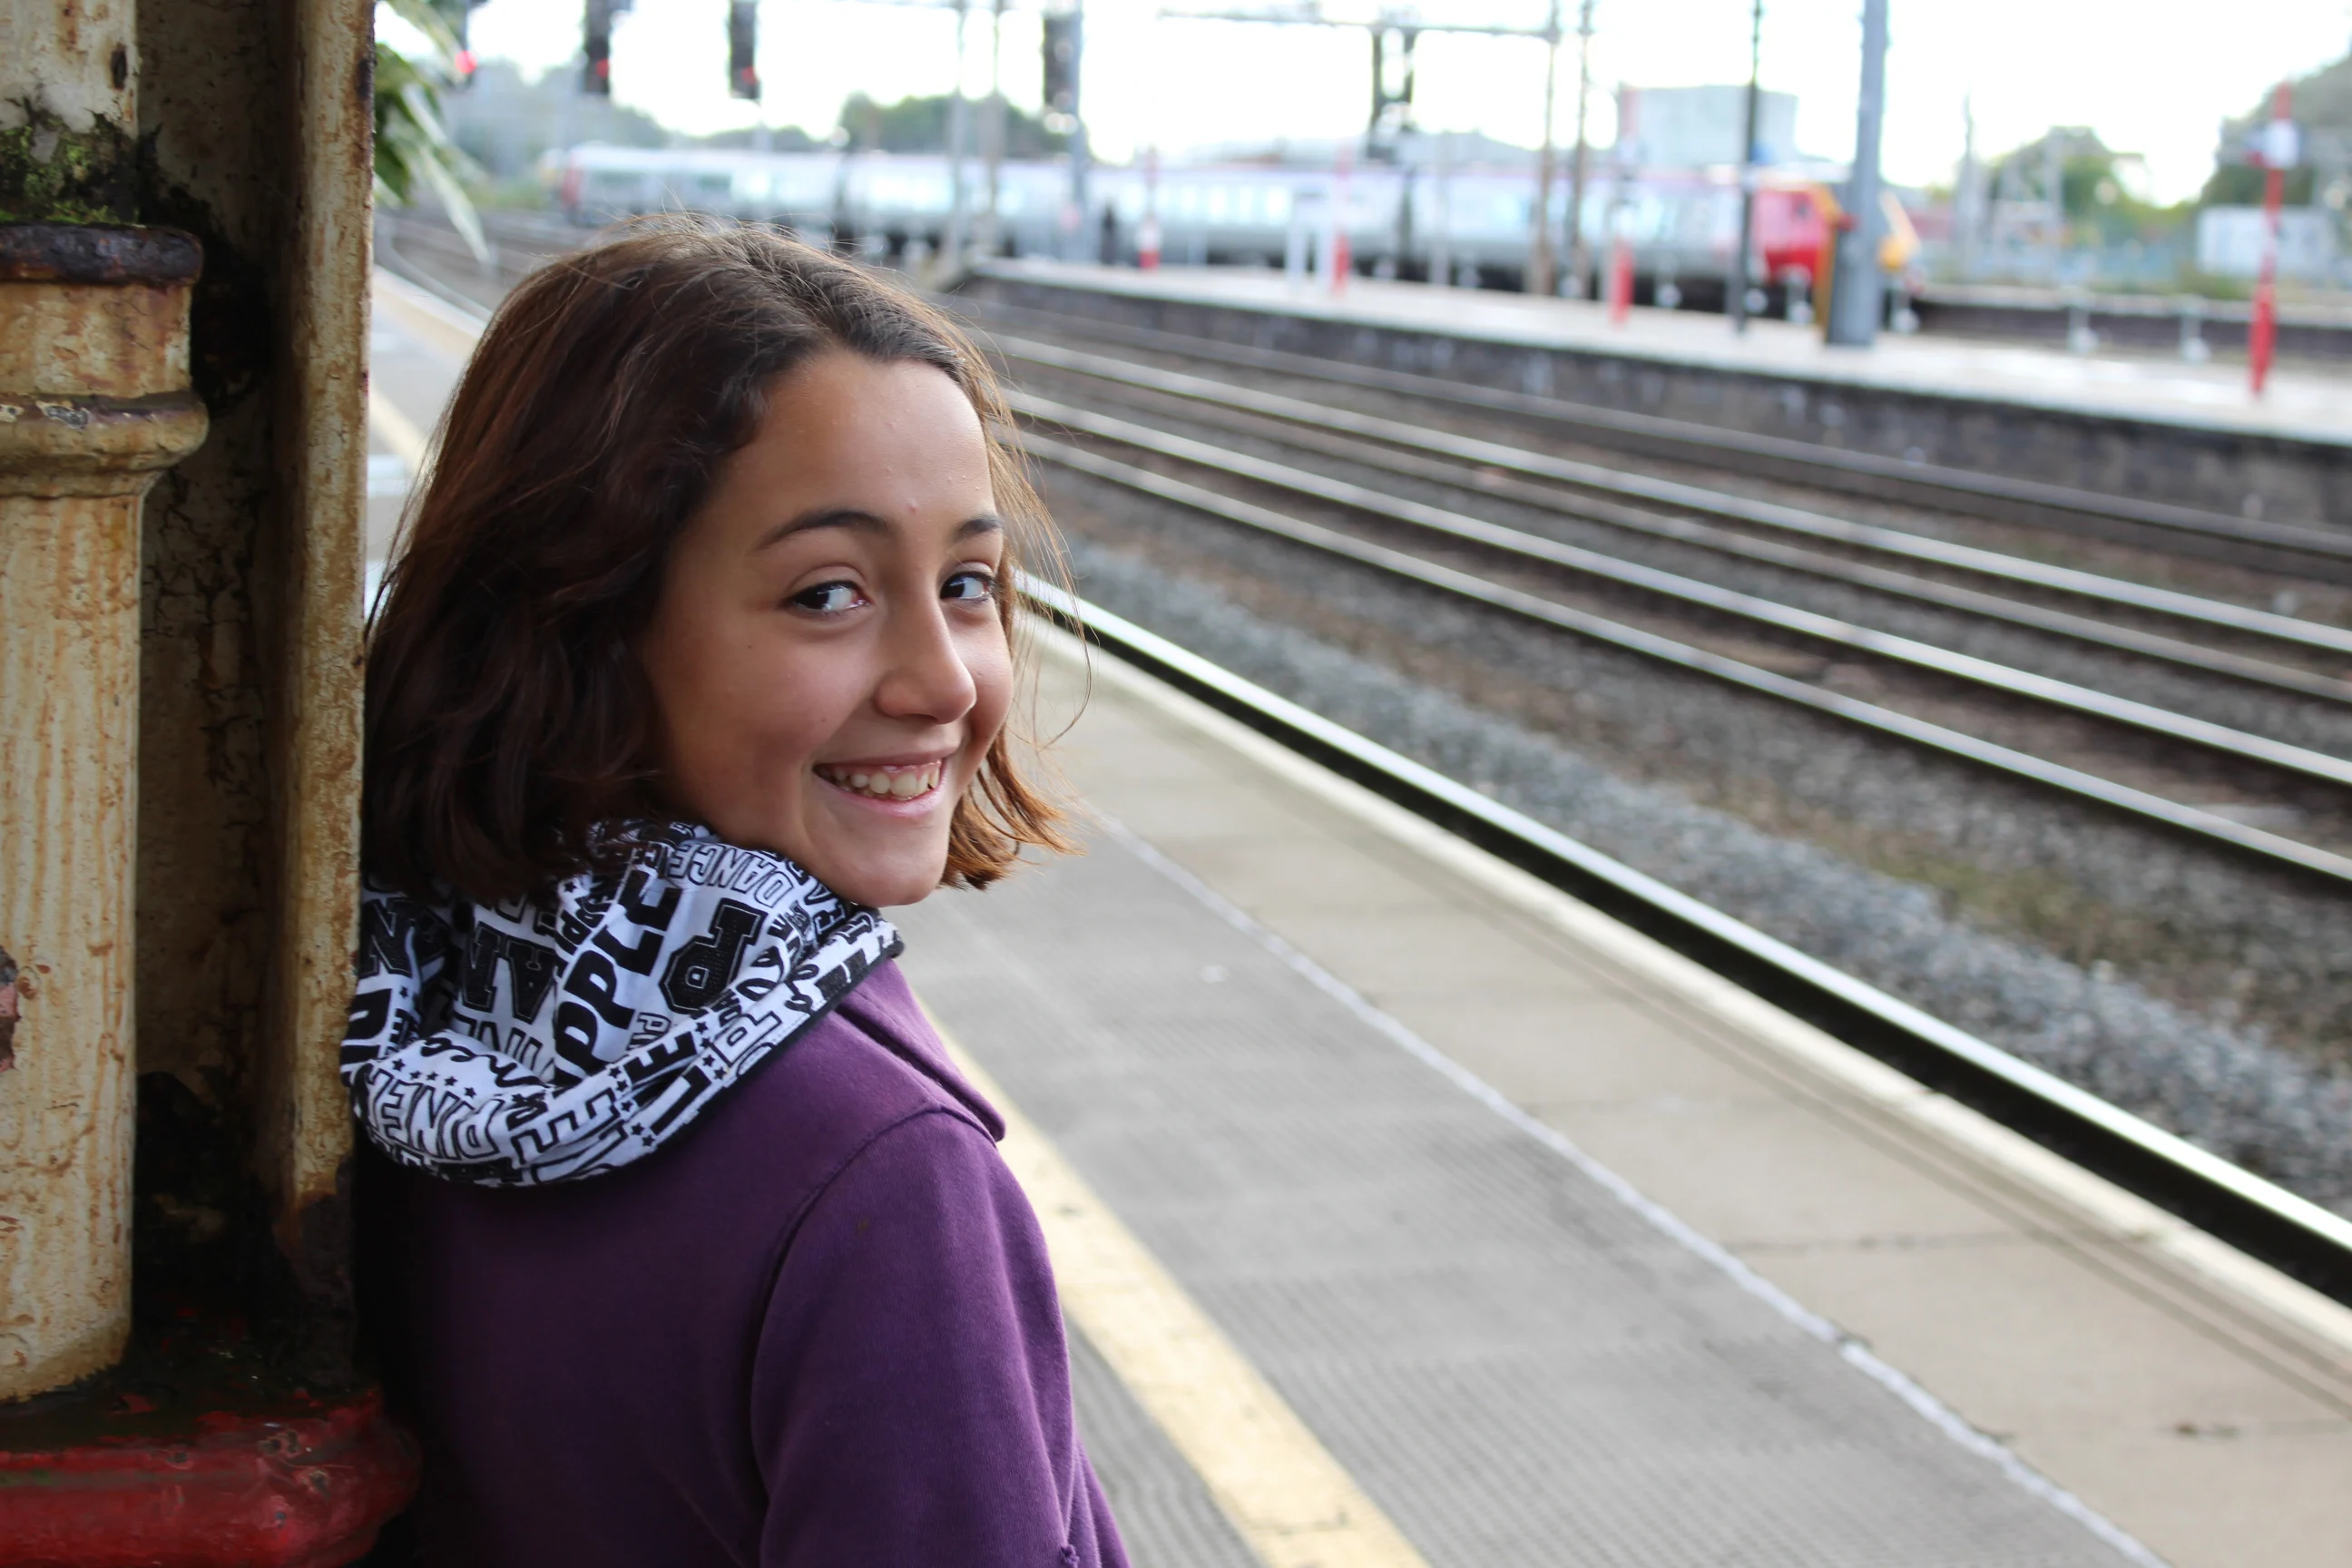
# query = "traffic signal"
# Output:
<box><xmin>453</xmin><ymin>0</ymin><xmax>488</xmax><ymax>89</ymax></box>
<box><xmin>1042</xmin><ymin>11</ymin><xmax>1080</xmax><ymax>119</ymax></box>
<box><xmin>728</xmin><ymin>1</ymin><xmax>760</xmax><ymax>102</ymax></box>
<box><xmin>583</xmin><ymin>0</ymin><xmax>629</xmax><ymax>96</ymax></box>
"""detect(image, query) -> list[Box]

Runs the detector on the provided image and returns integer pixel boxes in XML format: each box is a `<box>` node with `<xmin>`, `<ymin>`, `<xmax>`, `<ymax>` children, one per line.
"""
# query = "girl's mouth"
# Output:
<box><xmin>814</xmin><ymin>759</ymin><xmax>946</xmax><ymax>802</ymax></box>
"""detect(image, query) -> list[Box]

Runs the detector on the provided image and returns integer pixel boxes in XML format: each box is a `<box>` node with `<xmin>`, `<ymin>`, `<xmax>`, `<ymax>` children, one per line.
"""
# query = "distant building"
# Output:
<box><xmin>2196</xmin><ymin>207</ymin><xmax>2337</xmax><ymax>280</ymax></box>
<box><xmin>1619</xmin><ymin>85</ymin><xmax>1798</xmax><ymax>170</ymax></box>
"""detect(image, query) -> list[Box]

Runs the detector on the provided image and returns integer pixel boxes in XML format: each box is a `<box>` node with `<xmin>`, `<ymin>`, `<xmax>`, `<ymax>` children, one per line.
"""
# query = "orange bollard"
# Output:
<box><xmin>1607</xmin><ymin>234</ymin><xmax>1633</xmax><ymax>325</ymax></box>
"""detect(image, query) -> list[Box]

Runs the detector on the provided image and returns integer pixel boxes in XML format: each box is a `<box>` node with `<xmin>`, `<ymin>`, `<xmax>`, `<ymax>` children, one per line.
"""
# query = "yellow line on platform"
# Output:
<box><xmin>367</xmin><ymin>386</ymin><xmax>431</xmax><ymax>469</ymax></box>
<box><xmin>935</xmin><ymin>1024</ymin><xmax>1432</xmax><ymax>1568</ymax></box>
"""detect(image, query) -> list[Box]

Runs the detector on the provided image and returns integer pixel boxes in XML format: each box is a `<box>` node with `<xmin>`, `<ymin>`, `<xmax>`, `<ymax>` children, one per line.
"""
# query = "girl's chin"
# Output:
<box><xmin>804</xmin><ymin>827</ymin><xmax>954</xmax><ymax>908</ymax></box>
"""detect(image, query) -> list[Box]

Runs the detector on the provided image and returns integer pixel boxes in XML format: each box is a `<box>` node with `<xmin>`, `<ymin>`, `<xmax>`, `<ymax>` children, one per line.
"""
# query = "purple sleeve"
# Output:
<box><xmin>750</xmin><ymin>1109</ymin><xmax>1129</xmax><ymax>1568</ymax></box>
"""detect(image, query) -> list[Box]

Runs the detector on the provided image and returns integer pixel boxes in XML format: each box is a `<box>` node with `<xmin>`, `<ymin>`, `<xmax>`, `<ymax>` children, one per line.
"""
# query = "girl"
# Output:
<box><xmin>348</xmin><ymin>221</ymin><xmax>1122</xmax><ymax>1567</ymax></box>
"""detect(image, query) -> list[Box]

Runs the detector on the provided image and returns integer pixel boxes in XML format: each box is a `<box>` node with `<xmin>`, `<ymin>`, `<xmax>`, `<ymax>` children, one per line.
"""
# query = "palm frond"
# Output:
<box><xmin>373</xmin><ymin>9</ymin><xmax>490</xmax><ymax>264</ymax></box>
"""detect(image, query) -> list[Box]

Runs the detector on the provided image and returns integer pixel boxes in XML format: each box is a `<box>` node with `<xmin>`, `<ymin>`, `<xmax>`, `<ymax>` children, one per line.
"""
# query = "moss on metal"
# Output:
<box><xmin>0</xmin><ymin>109</ymin><xmax>139</xmax><ymax>223</ymax></box>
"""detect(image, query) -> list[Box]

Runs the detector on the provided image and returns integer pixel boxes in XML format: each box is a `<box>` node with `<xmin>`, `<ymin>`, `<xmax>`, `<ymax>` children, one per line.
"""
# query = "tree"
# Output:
<box><xmin>837</xmin><ymin>93</ymin><xmax>1065</xmax><ymax>157</ymax></box>
<box><xmin>2199</xmin><ymin>51</ymin><xmax>2352</xmax><ymax>207</ymax></box>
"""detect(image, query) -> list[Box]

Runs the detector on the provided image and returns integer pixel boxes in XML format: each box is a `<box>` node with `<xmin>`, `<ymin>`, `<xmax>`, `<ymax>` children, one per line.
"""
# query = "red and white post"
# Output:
<box><xmin>2249</xmin><ymin>83</ymin><xmax>2295</xmax><ymax>398</ymax></box>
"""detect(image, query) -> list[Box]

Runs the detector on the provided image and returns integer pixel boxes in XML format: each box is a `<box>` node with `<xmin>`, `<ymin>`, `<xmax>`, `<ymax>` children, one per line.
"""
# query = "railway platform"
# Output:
<box><xmin>964</xmin><ymin>260</ymin><xmax>2352</xmax><ymax>531</ymax></box>
<box><xmin>366</xmin><ymin>265</ymin><xmax>2352</xmax><ymax>1568</ymax></box>
<box><xmin>898</xmin><ymin>625</ymin><xmax>2352</xmax><ymax>1568</ymax></box>
<box><xmin>975</xmin><ymin>260</ymin><xmax>2352</xmax><ymax>444</ymax></box>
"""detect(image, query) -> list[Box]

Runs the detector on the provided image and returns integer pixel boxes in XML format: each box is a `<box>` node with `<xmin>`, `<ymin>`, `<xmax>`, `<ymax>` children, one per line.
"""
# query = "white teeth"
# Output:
<box><xmin>823</xmin><ymin>762</ymin><xmax>943</xmax><ymax>800</ymax></box>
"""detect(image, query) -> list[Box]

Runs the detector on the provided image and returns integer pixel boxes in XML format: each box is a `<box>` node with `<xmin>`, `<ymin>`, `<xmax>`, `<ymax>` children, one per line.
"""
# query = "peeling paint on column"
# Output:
<box><xmin>0</xmin><ymin>220</ymin><xmax>207</xmax><ymax>1400</ymax></box>
<box><xmin>0</xmin><ymin>947</ymin><xmax>18</xmax><ymax>1073</ymax></box>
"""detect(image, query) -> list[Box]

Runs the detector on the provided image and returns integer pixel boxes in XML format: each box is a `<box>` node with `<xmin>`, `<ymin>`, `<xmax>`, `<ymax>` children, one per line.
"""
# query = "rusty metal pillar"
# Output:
<box><xmin>0</xmin><ymin>0</ymin><xmax>414</xmax><ymax>1547</ymax></box>
<box><xmin>0</xmin><ymin>0</ymin><xmax>210</xmax><ymax>1402</ymax></box>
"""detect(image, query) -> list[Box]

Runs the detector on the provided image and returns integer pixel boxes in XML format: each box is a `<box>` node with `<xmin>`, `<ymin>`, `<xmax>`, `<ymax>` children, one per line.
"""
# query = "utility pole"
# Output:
<box><xmin>1825</xmin><ymin>0</ymin><xmax>1887</xmax><ymax>347</ymax></box>
<box><xmin>946</xmin><ymin>0</ymin><xmax>971</xmax><ymax>265</ymax></box>
<box><xmin>1563</xmin><ymin>0</ymin><xmax>1596</xmax><ymax>297</ymax></box>
<box><xmin>2043</xmin><ymin>126</ymin><xmax>2064</xmax><ymax>283</ymax></box>
<box><xmin>1527</xmin><ymin>0</ymin><xmax>1563</xmax><ymax>293</ymax></box>
<box><xmin>1956</xmin><ymin>93</ymin><xmax>1979</xmax><ymax>279</ymax></box>
<box><xmin>1727</xmin><ymin>0</ymin><xmax>1763</xmax><ymax>332</ymax></box>
<box><xmin>983</xmin><ymin>0</ymin><xmax>1006</xmax><ymax>257</ymax></box>
<box><xmin>1044</xmin><ymin>3</ymin><xmax>1090</xmax><ymax>260</ymax></box>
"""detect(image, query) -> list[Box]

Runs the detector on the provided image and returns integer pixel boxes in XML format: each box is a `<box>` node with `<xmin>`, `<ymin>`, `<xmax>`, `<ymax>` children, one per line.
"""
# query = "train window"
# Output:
<box><xmin>1264</xmin><ymin>187</ymin><xmax>1289</xmax><ymax>220</ymax></box>
<box><xmin>1207</xmin><ymin>187</ymin><xmax>1231</xmax><ymax>221</ymax></box>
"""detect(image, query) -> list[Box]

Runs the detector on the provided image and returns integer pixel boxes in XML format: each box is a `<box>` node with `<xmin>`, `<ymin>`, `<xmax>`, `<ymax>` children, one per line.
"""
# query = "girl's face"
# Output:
<box><xmin>635</xmin><ymin>351</ymin><xmax>1012</xmax><ymax>907</ymax></box>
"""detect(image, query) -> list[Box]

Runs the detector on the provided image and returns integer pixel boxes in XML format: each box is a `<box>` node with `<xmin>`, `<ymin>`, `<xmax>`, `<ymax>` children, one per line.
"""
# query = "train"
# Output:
<box><xmin>544</xmin><ymin>143</ymin><xmax>1920</xmax><ymax>315</ymax></box>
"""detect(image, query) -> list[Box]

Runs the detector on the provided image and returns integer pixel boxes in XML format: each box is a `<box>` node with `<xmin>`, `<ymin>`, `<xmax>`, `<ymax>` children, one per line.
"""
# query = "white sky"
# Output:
<box><xmin>420</xmin><ymin>0</ymin><xmax>2352</xmax><ymax>201</ymax></box>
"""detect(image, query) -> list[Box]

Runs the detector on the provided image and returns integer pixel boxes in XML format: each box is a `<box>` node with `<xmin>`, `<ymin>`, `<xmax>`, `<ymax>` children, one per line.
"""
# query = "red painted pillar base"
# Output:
<box><xmin>0</xmin><ymin>1387</ymin><xmax>416</xmax><ymax>1567</ymax></box>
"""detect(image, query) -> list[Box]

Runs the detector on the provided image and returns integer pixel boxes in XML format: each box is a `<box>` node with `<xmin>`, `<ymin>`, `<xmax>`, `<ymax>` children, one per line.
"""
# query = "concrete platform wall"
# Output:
<box><xmin>970</xmin><ymin>274</ymin><xmax>2352</xmax><ymax>531</ymax></box>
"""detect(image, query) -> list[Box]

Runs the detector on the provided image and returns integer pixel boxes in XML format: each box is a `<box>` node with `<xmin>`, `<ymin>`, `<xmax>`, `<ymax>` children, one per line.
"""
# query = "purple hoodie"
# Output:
<box><xmin>358</xmin><ymin>959</ymin><xmax>1129</xmax><ymax>1567</ymax></box>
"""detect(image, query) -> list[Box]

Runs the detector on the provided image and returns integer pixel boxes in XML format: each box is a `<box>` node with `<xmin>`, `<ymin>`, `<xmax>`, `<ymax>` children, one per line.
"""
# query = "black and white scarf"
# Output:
<box><xmin>341</xmin><ymin>822</ymin><xmax>901</xmax><ymax>1186</ymax></box>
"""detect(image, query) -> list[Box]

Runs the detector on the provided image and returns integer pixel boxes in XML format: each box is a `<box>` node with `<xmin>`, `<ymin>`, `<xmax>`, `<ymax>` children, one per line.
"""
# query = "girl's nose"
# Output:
<box><xmin>873</xmin><ymin>596</ymin><xmax>979</xmax><ymax>724</ymax></box>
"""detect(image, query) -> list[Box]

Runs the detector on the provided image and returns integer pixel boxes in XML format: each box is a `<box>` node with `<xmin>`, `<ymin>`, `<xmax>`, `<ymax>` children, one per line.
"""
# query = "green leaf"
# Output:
<box><xmin>372</xmin><ymin>34</ymin><xmax>489</xmax><ymax>264</ymax></box>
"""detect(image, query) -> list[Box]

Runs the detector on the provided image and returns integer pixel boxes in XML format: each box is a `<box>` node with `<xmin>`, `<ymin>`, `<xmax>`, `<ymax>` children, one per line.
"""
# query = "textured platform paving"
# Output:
<box><xmin>896</xmin><ymin>637</ymin><xmax>2352</xmax><ymax>1568</ymax></box>
<box><xmin>978</xmin><ymin>259</ymin><xmax>2352</xmax><ymax>445</ymax></box>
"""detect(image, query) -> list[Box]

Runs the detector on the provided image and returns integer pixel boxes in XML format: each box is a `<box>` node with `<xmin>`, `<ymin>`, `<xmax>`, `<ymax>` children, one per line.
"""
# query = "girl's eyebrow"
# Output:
<box><xmin>753</xmin><ymin>509</ymin><xmax>1003</xmax><ymax>551</ymax></box>
<box><xmin>754</xmin><ymin>507</ymin><xmax>887</xmax><ymax>550</ymax></box>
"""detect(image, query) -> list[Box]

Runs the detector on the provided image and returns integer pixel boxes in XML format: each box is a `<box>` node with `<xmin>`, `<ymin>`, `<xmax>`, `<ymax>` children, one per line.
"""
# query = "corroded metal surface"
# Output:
<box><xmin>237</xmin><ymin>0</ymin><xmax>373</xmax><ymax>1269</ymax></box>
<box><xmin>0</xmin><ymin>948</ymin><xmax>16</xmax><ymax>1073</ymax></box>
<box><xmin>0</xmin><ymin>229</ymin><xmax>203</xmax><ymax>1399</ymax></box>
<box><xmin>0</xmin><ymin>0</ymin><xmax>136</xmax><ymax>137</ymax></box>
<box><xmin>0</xmin><ymin>1387</ymin><xmax>419</xmax><ymax>1563</ymax></box>
<box><xmin>0</xmin><ymin>222</ymin><xmax>200</xmax><ymax>283</ymax></box>
<box><xmin>254</xmin><ymin>0</ymin><xmax>371</xmax><ymax>1271</ymax></box>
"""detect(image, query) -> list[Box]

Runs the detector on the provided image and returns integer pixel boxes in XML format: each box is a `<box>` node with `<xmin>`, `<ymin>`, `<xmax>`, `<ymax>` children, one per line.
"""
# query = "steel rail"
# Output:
<box><xmin>1061</xmin><ymin>377</ymin><xmax>2352</xmax><ymax>710</ymax></box>
<box><xmin>1022</xmin><ymin>433</ymin><xmax>2352</xmax><ymax>887</ymax></box>
<box><xmin>959</xmin><ymin>293</ymin><xmax>2352</xmax><ymax>578</ymax></box>
<box><xmin>1018</xmin><ymin>395</ymin><xmax>2352</xmax><ymax>800</ymax></box>
<box><xmin>1009</xmin><ymin>354</ymin><xmax>2352</xmax><ymax>710</ymax></box>
<box><xmin>1024</xmin><ymin>579</ymin><xmax>2352</xmax><ymax>1304</ymax></box>
<box><xmin>995</xmin><ymin>332</ymin><xmax>2352</xmax><ymax>671</ymax></box>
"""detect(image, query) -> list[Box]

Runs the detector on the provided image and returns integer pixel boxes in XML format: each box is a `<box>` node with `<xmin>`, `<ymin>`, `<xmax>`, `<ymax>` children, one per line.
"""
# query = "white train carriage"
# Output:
<box><xmin>546</xmin><ymin>143</ymin><xmax>1829</xmax><ymax>300</ymax></box>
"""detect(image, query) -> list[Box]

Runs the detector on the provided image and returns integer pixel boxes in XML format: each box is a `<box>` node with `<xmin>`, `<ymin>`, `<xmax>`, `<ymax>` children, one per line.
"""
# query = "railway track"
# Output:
<box><xmin>995</xmin><ymin>334</ymin><xmax>2352</xmax><ymax>701</ymax></box>
<box><xmin>956</xmin><ymin>291</ymin><xmax>2352</xmax><ymax>585</ymax></box>
<box><xmin>1019</xmin><ymin>421</ymin><xmax>2352</xmax><ymax>888</ymax></box>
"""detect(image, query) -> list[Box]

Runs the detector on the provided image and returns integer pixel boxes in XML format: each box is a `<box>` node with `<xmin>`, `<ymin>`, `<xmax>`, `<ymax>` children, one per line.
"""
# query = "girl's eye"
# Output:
<box><xmin>942</xmin><ymin>569</ymin><xmax>996</xmax><ymax>604</ymax></box>
<box><xmin>791</xmin><ymin>581</ymin><xmax>866</xmax><ymax>614</ymax></box>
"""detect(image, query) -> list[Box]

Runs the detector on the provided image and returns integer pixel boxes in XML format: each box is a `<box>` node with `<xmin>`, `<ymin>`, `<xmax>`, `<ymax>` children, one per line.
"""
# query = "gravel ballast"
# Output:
<box><xmin>1054</xmin><ymin>523</ymin><xmax>2352</xmax><ymax>1219</ymax></box>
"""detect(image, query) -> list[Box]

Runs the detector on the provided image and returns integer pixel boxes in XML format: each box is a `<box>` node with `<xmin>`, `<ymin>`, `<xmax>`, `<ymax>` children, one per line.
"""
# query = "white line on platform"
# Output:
<box><xmin>1095</xmin><ymin>814</ymin><xmax>2171</xmax><ymax>1568</ymax></box>
<box><xmin>930</xmin><ymin>1017</ymin><xmax>1433</xmax><ymax>1568</ymax></box>
<box><xmin>1033</xmin><ymin>624</ymin><xmax>2187</xmax><ymax>1564</ymax></box>
<box><xmin>1043</xmin><ymin>624</ymin><xmax>2352</xmax><ymax>1372</ymax></box>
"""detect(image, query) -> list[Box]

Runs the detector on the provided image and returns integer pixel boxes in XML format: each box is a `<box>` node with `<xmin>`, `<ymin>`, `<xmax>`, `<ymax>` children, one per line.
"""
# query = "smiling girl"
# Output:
<box><xmin>348</xmin><ymin>223</ymin><xmax>1122</xmax><ymax>1566</ymax></box>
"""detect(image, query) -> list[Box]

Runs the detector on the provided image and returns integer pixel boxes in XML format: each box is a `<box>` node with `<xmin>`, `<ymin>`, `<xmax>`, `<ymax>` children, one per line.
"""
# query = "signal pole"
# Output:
<box><xmin>1824</xmin><ymin>0</ymin><xmax>1886</xmax><ymax>348</ymax></box>
<box><xmin>1526</xmin><ymin>0</ymin><xmax>1562</xmax><ymax>294</ymax></box>
<box><xmin>1164</xmin><ymin>5</ymin><xmax>1564</xmax><ymax>285</ymax></box>
<box><xmin>1727</xmin><ymin>0</ymin><xmax>1762</xmax><ymax>333</ymax></box>
<box><xmin>947</xmin><ymin>0</ymin><xmax>971</xmax><ymax>265</ymax></box>
<box><xmin>1563</xmin><ymin>0</ymin><xmax>1596</xmax><ymax>297</ymax></box>
<box><xmin>983</xmin><ymin>0</ymin><xmax>1007</xmax><ymax>256</ymax></box>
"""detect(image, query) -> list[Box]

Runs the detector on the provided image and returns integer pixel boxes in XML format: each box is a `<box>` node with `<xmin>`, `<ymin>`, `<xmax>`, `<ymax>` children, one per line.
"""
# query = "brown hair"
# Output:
<box><xmin>365</xmin><ymin>220</ymin><xmax>1073</xmax><ymax>905</ymax></box>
